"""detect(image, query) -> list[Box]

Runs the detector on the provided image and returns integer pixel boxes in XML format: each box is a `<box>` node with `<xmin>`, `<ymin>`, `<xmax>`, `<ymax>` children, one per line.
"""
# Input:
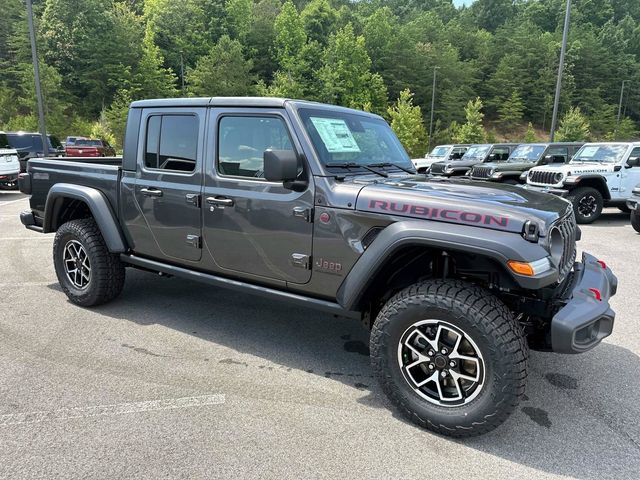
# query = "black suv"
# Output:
<box><xmin>6</xmin><ymin>132</ymin><xmax>65</xmax><ymax>172</ymax></box>
<box><xmin>430</xmin><ymin>143</ymin><xmax>518</xmax><ymax>177</ymax></box>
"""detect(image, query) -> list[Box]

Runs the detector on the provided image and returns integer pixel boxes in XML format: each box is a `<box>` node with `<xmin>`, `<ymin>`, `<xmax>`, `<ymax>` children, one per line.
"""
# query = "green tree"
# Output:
<box><xmin>273</xmin><ymin>0</ymin><xmax>306</xmax><ymax>72</ymax></box>
<box><xmin>104</xmin><ymin>89</ymin><xmax>132</xmax><ymax>150</ymax></box>
<box><xmin>187</xmin><ymin>36</ymin><xmax>254</xmax><ymax>96</ymax></box>
<box><xmin>454</xmin><ymin>98</ymin><xmax>486</xmax><ymax>144</ymax></box>
<box><xmin>498</xmin><ymin>90</ymin><xmax>524</xmax><ymax>130</ymax></box>
<box><xmin>555</xmin><ymin>107</ymin><xmax>590</xmax><ymax>141</ymax></box>
<box><xmin>300</xmin><ymin>0</ymin><xmax>339</xmax><ymax>45</ymax></box>
<box><xmin>225</xmin><ymin>0</ymin><xmax>253</xmax><ymax>42</ymax></box>
<box><xmin>610</xmin><ymin>117</ymin><xmax>639</xmax><ymax>141</ymax></box>
<box><xmin>523</xmin><ymin>122</ymin><xmax>537</xmax><ymax>142</ymax></box>
<box><xmin>317</xmin><ymin>24</ymin><xmax>388</xmax><ymax>114</ymax></box>
<box><xmin>133</xmin><ymin>27</ymin><xmax>178</xmax><ymax>98</ymax></box>
<box><xmin>387</xmin><ymin>89</ymin><xmax>428</xmax><ymax>158</ymax></box>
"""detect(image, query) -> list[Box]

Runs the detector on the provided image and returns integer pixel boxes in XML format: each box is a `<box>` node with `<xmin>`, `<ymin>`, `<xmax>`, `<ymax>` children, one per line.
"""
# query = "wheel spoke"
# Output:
<box><xmin>63</xmin><ymin>240</ymin><xmax>91</xmax><ymax>289</ymax></box>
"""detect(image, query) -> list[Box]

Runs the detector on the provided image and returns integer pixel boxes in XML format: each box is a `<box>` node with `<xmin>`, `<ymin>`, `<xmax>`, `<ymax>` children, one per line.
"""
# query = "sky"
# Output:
<box><xmin>453</xmin><ymin>0</ymin><xmax>475</xmax><ymax>6</ymax></box>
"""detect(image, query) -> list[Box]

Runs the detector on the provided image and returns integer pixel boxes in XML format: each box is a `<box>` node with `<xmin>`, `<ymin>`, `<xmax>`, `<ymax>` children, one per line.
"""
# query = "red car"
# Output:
<box><xmin>65</xmin><ymin>138</ymin><xmax>116</xmax><ymax>157</ymax></box>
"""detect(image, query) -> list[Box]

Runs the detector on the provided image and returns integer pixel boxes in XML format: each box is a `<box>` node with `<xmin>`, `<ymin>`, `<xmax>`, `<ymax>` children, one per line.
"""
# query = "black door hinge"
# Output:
<box><xmin>293</xmin><ymin>206</ymin><xmax>313</xmax><ymax>222</ymax></box>
<box><xmin>185</xmin><ymin>193</ymin><xmax>200</xmax><ymax>207</ymax></box>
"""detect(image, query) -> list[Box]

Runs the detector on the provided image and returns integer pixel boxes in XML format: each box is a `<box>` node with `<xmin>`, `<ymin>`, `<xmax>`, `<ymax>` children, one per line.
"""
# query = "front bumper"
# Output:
<box><xmin>626</xmin><ymin>197</ymin><xmax>639</xmax><ymax>211</ymax></box>
<box><xmin>522</xmin><ymin>184</ymin><xmax>569</xmax><ymax>197</ymax></box>
<box><xmin>551</xmin><ymin>252</ymin><xmax>617</xmax><ymax>354</ymax></box>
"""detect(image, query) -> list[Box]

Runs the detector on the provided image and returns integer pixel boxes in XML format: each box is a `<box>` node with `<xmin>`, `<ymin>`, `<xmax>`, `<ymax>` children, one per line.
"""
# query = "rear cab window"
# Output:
<box><xmin>144</xmin><ymin>115</ymin><xmax>198</xmax><ymax>173</ymax></box>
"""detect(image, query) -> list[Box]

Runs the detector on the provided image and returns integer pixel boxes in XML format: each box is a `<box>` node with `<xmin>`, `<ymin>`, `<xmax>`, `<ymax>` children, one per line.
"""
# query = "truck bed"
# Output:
<box><xmin>24</xmin><ymin>157</ymin><xmax>122</xmax><ymax>221</ymax></box>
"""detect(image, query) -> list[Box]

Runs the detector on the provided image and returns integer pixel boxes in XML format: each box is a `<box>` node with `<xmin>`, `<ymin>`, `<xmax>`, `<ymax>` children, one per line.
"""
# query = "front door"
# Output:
<box><xmin>202</xmin><ymin>109</ymin><xmax>314</xmax><ymax>284</ymax></box>
<box><xmin>133</xmin><ymin>108</ymin><xmax>205</xmax><ymax>262</ymax></box>
<box><xmin>618</xmin><ymin>146</ymin><xmax>640</xmax><ymax>198</ymax></box>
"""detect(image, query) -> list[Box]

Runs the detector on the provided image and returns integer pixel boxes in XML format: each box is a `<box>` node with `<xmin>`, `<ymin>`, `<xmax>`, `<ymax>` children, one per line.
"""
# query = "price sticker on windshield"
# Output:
<box><xmin>310</xmin><ymin>117</ymin><xmax>361</xmax><ymax>153</ymax></box>
<box><xmin>580</xmin><ymin>146</ymin><xmax>599</xmax><ymax>157</ymax></box>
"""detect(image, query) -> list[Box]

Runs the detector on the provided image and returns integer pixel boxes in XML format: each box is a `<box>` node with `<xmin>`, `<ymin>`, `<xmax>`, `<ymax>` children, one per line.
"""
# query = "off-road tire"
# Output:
<box><xmin>568</xmin><ymin>187</ymin><xmax>604</xmax><ymax>224</ymax></box>
<box><xmin>370</xmin><ymin>279</ymin><xmax>528</xmax><ymax>437</ymax></box>
<box><xmin>53</xmin><ymin>218</ymin><xmax>125</xmax><ymax>306</ymax></box>
<box><xmin>632</xmin><ymin>211</ymin><xmax>640</xmax><ymax>233</ymax></box>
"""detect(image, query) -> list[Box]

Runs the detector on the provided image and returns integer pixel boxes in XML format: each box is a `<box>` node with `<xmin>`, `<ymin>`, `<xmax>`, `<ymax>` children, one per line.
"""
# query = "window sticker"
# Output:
<box><xmin>580</xmin><ymin>146</ymin><xmax>599</xmax><ymax>157</ymax></box>
<box><xmin>310</xmin><ymin>117</ymin><xmax>361</xmax><ymax>153</ymax></box>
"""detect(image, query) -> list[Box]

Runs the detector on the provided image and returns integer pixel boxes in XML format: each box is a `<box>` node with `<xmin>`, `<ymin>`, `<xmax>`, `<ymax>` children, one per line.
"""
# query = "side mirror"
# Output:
<box><xmin>541</xmin><ymin>155</ymin><xmax>552</xmax><ymax>164</ymax></box>
<box><xmin>626</xmin><ymin>157</ymin><xmax>640</xmax><ymax>168</ymax></box>
<box><xmin>264</xmin><ymin>149</ymin><xmax>298</xmax><ymax>182</ymax></box>
<box><xmin>488</xmin><ymin>153</ymin><xmax>497</xmax><ymax>161</ymax></box>
<box><xmin>551</xmin><ymin>155</ymin><xmax>565</xmax><ymax>163</ymax></box>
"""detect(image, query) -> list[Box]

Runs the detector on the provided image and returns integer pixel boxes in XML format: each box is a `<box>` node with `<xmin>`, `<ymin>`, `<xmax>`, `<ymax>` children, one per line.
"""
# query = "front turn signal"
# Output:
<box><xmin>507</xmin><ymin>258</ymin><xmax>552</xmax><ymax>277</ymax></box>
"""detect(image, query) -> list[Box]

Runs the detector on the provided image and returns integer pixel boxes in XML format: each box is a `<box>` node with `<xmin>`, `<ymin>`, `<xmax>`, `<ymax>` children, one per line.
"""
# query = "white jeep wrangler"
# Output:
<box><xmin>523</xmin><ymin>142</ymin><xmax>640</xmax><ymax>223</ymax></box>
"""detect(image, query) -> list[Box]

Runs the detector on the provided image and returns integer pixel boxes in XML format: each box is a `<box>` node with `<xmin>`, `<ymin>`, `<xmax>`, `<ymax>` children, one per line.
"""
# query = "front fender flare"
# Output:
<box><xmin>336</xmin><ymin>220</ymin><xmax>556</xmax><ymax>311</ymax></box>
<box><xmin>44</xmin><ymin>183</ymin><xmax>127</xmax><ymax>253</ymax></box>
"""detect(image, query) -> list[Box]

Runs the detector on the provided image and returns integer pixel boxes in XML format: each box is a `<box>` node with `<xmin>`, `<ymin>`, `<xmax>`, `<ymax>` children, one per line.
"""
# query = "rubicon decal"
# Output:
<box><xmin>368</xmin><ymin>200</ymin><xmax>510</xmax><ymax>228</ymax></box>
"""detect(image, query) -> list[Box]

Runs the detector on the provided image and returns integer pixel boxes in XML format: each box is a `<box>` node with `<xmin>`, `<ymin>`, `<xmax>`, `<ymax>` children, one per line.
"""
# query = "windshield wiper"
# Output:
<box><xmin>369</xmin><ymin>162</ymin><xmax>416</xmax><ymax>174</ymax></box>
<box><xmin>326</xmin><ymin>162</ymin><xmax>388</xmax><ymax>178</ymax></box>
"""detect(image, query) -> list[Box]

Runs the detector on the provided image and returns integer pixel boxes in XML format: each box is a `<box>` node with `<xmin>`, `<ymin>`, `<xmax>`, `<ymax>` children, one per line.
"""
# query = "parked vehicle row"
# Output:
<box><xmin>3</xmin><ymin>131</ymin><xmax>65</xmax><ymax>172</ymax></box>
<box><xmin>17</xmin><ymin>97</ymin><xmax>618</xmax><ymax>438</ymax></box>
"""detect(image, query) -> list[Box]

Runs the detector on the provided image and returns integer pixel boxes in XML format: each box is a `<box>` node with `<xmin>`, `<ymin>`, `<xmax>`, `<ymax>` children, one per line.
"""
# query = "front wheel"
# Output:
<box><xmin>53</xmin><ymin>218</ymin><xmax>125</xmax><ymax>306</ymax></box>
<box><xmin>568</xmin><ymin>187</ymin><xmax>604</xmax><ymax>224</ymax></box>
<box><xmin>370</xmin><ymin>280</ymin><xmax>528</xmax><ymax>437</ymax></box>
<box><xmin>632</xmin><ymin>211</ymin><xmax>640</xmax><ymax>233</ymax></box>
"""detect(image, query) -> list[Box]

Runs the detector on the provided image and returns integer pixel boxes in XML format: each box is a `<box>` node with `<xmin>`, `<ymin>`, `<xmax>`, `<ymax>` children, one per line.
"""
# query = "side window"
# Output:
<box><xmin>629</xmin><ymin>147</ymin><xmax>640</xmax><ymax>159</ymax></box>
<box><xmin>144</xmin><ymin>115</ymin><xmax>198</xmax><ymax>172</ymax></box>
<box><xmin>218</xmin><ymin>116</ymin><xmax>293</xmax><ymax>178</ymax></box>
<box><xmin>547</xmin><ymin>147</ymin><xmax>568</xmax><ymax>163</ymax></box>
<box><xmin>492</xmin><ymin>147</ymin><xmax>510</xmax><ymax>160</ymax></box>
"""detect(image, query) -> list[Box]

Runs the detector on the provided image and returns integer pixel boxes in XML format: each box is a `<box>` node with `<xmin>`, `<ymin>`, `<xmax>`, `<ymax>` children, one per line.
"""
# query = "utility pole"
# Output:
<box><xmin>549</xmin><ymin>0</ymin><xmax>571</xmax><ymax>142</ymax></box>
<box><xmin>180</xmin><ymin>52</ymin><xmax>185</xmax><ymax>93</ymax></box>
<box><xmin>428</xmin><ymin>66</ymin><xmax>439</xmax><ymax>152</ymax></box>
<box><xmin>617</xmin><ymin>80</ymin><xmax>629</xmax><ymax>125</ymax></box>
<box><xmin>26</xmin><ymin>0</ymin><xmax>48</xmax><ymax>155</ymax></box>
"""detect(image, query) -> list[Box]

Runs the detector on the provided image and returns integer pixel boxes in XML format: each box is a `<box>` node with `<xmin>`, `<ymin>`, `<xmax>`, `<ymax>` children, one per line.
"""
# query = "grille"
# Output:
<box><xmin>529</xmin><ymin>170</ymin><xmax>558</xmax><ymax>185</ymax></box>
<box><xmin>552</xmin><ymin>210</ymin><xmax>577</xmax><ymax>282</ymax></box>
<box><xmin>471</xmin><ymin>166</ymin><xmax>492</xmax><ymax>179</ymax></box>
<box><xmin>430</xmin><ymin>163</ymin><xmax>445</xmax><ymax>175</ymax></box>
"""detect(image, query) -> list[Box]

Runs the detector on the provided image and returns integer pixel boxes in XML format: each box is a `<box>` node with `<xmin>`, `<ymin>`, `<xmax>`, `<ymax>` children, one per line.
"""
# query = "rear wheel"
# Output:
<box><xmin>568</xmin><ymin>187</ymin><xmax>604</xmax><ymax>224</ymax></box>
<box><xmin>632</xmin><ymin>211</ymin><xmax>640</xmax><ymax>233</ymax></box>
<box><xmin>53</xmin><ymin>218</ymin><xmax>125</xmax><ymax>306</ymax></box>
<box><xmin>370</xmin><ymin>280</ymin><xmax>528</xmax><ymax>437</ymax></box>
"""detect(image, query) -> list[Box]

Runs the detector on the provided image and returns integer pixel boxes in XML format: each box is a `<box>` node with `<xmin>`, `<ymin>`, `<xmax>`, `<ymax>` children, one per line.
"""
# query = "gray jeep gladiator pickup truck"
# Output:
<box><xmin>18</xmin><ymin>97</ymin><xmax>617</xmax><ymax>437</ymax></box>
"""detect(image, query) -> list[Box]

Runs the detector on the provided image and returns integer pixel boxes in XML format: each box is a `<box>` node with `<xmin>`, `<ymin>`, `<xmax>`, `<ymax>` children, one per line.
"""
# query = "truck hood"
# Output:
<box><xmin>534</xmin><ymin>162</ymin><xmax>614</xmax><ymax>175</ymax></box>
<box><xmin>356</xmin><ymin>176</ymin><xmax>571</xmax><ymax>235</ymax></box>
<box><xmin>492</xmin><ymin>161</ymin><xmax>536</xmax><ymax>172</ymax></box>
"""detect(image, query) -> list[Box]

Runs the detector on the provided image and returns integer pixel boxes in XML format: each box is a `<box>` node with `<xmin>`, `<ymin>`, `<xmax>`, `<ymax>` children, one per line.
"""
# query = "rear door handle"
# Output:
<box><xmin>206</xmin><ymin>196</ymin><xmax>234</xmax><ymax>207</ymax></box>
<box><xmin>140</xmin><ymin>187</ymin><xmax>163</xmax><ymax>197</ymax></box>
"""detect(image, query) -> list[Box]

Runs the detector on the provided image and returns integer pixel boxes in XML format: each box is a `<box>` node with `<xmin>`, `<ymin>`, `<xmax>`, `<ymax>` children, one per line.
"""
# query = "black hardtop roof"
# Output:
<box><xmin>129</xmin><ymin>96</ymin><xmax>384</xmax><ymax>120</ymax></box>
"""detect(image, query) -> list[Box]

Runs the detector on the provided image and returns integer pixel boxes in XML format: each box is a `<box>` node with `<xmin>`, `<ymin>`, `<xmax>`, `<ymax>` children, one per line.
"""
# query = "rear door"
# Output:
<box><xmin>202</xmin><ymin>108</ymin><xmax>314</xmax><ymax>284</ymax></box>
<box><xmin>132</xmin><ymin>108</ymin><xmax>205</xmax><ymax>262</ymax></box>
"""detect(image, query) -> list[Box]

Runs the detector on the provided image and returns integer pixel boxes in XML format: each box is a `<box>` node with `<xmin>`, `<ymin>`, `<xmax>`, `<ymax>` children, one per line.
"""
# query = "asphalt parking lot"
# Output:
<box><xmin>1</xmin><ymin>190</ymin><xmax>639</xmax><ymax>479</ymax></box>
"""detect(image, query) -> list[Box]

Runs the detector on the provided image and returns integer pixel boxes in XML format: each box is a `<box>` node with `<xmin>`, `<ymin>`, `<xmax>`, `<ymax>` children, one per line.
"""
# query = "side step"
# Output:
<box><xmin>120</xmin><ymin>254</ymin><xmax>359</xmax><ymax>319</ymax></box>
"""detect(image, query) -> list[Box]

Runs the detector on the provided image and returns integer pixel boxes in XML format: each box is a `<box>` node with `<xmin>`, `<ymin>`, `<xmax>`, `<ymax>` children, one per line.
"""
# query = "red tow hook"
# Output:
<box><xmin>588</xmin><ymin>288</ymin><xmax>602</xmax><ymax>301</ymax></box>
<box><xmin>596</xmin><ymin>260</ymin><xmax>607</xmax><ymax>269</ymax></box>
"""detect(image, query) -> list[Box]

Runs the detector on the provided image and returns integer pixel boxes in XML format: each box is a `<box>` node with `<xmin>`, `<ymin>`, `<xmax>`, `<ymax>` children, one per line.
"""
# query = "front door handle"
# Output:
<box><xmin>140</xmin><ymin>187</ymin><xmax>163</xmax><ymax>197</ymax></box>
<box><xmin>206</xmin><ymin>196</ymin><xmax>234</xmax><ymax>207</ymax></box>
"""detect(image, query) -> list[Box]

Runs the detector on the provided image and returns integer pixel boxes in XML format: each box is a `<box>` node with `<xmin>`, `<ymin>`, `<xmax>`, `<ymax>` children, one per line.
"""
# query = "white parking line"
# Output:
<box><xmin>0</xmin><ymin>197</ymin><xmax>28</xmax><ymax>207</ymax></box>
<box><xmin>0</xmin><ymin>394</ymin><xmax>226</xmax><ymax>426</ymax></box>
<box><xmin>0</xmin><ymin>282</ymin><xmax>52</xmax><ymax>287</ymax></box>
<box><xmin>0</xmin><ymin>237</ymin><xmax>51</xmax><ymax>241</ymax></box>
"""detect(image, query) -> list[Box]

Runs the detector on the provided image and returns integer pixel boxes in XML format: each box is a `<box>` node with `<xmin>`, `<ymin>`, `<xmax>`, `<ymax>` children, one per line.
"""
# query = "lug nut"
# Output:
<box><xmin>428</xmin><ymin>349</ymin><xmax>435</xmax><ymax>357</ymax></box>
<box><xmin>440</xmin><ymin>370</ymin><xmax>448</xmax><ymax>378</ymax></box>
<box><xmin>440</xmin><ymin>348</ymin><xmax>448</xmax><ymax>355</ymax></box>
<box><xmin>428</xmin><ymin>364</ymin><xmax>435</xmax><ymax>370</ymax></box>
<box><xmin>449</xmin><ymin>361</ymin><xmax>456</xmax><ymax>368</ymax></box>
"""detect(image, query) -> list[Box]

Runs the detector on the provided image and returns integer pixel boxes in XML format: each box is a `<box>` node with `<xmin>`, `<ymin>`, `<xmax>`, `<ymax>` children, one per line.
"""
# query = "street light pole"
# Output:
<box><xmin>549</xmin><ymin>0</ymin><xmax>571</xmax><ymax>142</ymax></box>
<box><xmin>25</xmin><ymin>0</ymin><xmax>48</xmax><ymax>155</ymax></box>
<box><xmin>180</xmin><ymin>52</ymin><xmax>185</xmax><ymax>93</ymax></box>
<box><xmin>428</xmin><ymin>66</ymin><xmax>439</xmax><ymax>152</ymax></box>
<box><xmin>614</xmin><ymin>80</ymin><xmax>629</xmax><ymax>137</ymax></box>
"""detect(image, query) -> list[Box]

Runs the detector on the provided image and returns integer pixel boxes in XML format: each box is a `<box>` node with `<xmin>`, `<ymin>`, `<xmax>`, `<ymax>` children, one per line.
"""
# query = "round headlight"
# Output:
<box><xmin>548</xmin><ymin>227</ymin><xmax>563</xmax><ymax>265</ymax></box>
<box><xmin>554</xmin><ymin>172</ymin><xmax>564</xmax><ymax>183</ymax></box>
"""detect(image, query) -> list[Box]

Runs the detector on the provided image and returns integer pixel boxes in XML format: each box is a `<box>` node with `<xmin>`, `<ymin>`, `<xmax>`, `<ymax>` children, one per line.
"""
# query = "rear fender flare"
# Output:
<box><xmin>44</xmin><ymin>183</ymin><xmax>127</xmax><ymax>253</ymax></box>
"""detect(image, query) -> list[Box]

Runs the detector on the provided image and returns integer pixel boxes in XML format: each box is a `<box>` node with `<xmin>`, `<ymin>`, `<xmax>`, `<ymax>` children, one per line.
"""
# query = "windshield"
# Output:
<box><xmin>76</xmin><ymin>139</ymin><xmax>102</xmax><ymax>147</ymax></box>
<box><xmin>299</xmin><ymin>108</ymin><xmax>412</xmax><ymax>170</ymax></box>
<box><xmin>428</xmin><ymin>146</ymin><xmax>450</xmax><ymax>157</ymax></box>
<box><xmin>462</xmin><ymin>145</ymin><xmax>490</xmax><ymax>160</ymax></box>
<box><xmin>7</xmin><ymin>134</ymin><xmax>43</xmax><ymax>151</ymax></box>
<box><xmin>571</xmin><ymin>144</ymin><xmax>628</xmax><ymax>164</ymax></box>
<box><xmin>508</xmin><ymin>144</ymin><xmax>546</xmax><ymax>163</ymax></box>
